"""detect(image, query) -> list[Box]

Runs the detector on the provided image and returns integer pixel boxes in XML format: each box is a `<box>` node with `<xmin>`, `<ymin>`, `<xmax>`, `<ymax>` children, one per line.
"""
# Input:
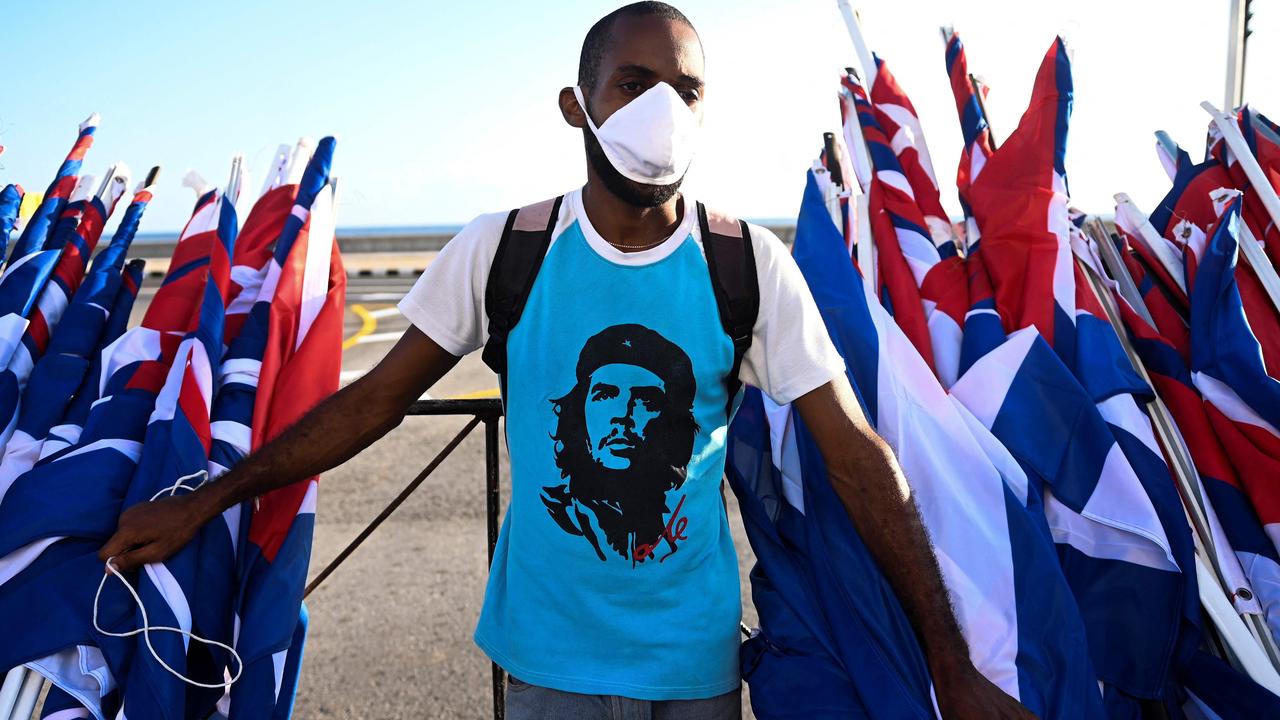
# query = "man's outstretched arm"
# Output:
<box><xmin>792</xmin><ymin>376</ymin><xmax>1036</xmax><ymax>720</ymax></box>
<box><xmin>99</xmin><ymin>326</ymin><xmax>461</xmax><ymax>572</ymax></box>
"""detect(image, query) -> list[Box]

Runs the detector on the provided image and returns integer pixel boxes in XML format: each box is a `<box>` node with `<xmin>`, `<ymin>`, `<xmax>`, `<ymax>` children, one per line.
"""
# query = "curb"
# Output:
<box><xmin>144</xmin><ymin>267</ymin><xmax>429</xmax><ymax>280</ymax></box>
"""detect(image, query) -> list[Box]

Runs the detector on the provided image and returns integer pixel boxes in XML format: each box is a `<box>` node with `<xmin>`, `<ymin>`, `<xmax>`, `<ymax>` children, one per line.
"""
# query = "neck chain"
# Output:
<box><xmin>606</xmin><ymin>236</ymin><xmax>668</xmax><ymax>252</ymax></box>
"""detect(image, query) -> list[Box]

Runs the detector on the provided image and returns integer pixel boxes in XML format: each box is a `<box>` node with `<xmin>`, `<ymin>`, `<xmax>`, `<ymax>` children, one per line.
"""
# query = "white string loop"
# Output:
<box><xmin>93</xmin><ymin>469</ymin><xmax>244</xmax><ymax>690</ymax></box>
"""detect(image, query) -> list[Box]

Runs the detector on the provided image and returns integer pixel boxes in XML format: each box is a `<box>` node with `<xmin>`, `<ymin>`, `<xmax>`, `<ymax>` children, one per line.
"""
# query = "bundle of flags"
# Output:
<box><xmin>730</xmin><ymin>17</ymin><xmax>1280</xmax><ymax>720</ymax></box>
<box><xmin>0</xmin><ymin>120</ymin><xmax>344</xmax><ymax>720</ymax></box>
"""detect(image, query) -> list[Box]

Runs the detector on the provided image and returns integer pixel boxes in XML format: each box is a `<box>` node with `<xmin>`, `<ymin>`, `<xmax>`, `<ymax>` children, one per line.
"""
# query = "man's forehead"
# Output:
<box><xmin>599</xmin><ymin>14</ymin><xmax>704</xmax><ymax>83</ymax></box>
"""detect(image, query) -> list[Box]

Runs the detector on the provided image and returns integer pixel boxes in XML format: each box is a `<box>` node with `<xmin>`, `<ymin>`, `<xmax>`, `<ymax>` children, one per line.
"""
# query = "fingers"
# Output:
<box><xmin>98</xmin><ymin>504</ymin><xmax>158</xmax><ymax>568</ymax></box>
<box><xmin>110</xmin><ymin>544</ymin><xmax>163</xmax><ymax>574</ymax></box>
<box><xmin>98</xmin><ymin>528</ymin><xmax>142</xmax><ymax>565</ymax></box>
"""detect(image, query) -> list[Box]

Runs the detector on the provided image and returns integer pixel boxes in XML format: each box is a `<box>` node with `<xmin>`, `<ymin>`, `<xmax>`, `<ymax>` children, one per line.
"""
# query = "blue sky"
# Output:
<box><xmin>1</xmin><ymin>1</ymin><xmax>1276</xmax><ymax>232</ymax></box>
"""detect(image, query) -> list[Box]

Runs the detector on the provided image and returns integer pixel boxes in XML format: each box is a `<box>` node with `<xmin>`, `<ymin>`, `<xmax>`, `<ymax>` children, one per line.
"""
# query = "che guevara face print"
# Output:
<box><xmin>540</xmin><ymin>324</ymin><xmax>698</xmax><ymax>565</ymax></box>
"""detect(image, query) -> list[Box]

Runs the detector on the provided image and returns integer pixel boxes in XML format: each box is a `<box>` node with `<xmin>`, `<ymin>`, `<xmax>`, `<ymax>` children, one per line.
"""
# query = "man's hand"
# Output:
<box><xmin>934</xmin><ymin>663</ymin><xmax>1038</xmax><ymax>720</ymax></box>
<box><xmin>98</xmin><ymin>492</ymin><xmax>212</xmax><ymax>573</ymax></box>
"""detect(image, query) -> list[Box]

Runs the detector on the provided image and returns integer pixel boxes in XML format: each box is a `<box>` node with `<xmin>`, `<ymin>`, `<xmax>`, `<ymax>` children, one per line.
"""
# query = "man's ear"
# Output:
<box><xmin>560</xmin><ymin>86</ymin><xmax>588</xmax><ymax>129</ymax></box>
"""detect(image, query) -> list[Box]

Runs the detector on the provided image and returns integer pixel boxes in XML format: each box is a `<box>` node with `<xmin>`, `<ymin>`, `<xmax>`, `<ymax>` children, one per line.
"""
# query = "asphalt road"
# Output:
<box><xmin>261</xmin><ymin>276</ymin><xmax>762</xmax><ymax>719</ymax></box>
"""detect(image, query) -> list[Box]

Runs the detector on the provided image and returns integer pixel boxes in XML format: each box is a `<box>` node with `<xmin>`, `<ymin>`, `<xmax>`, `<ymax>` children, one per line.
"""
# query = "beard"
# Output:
<box><xmin>568</xmin><ymin>455</ymin><xmax>685</xmax><ymax>561</ymax></box>
<box><xmin>583</xmin><ymin>129</ymin><xmax>684</xmax><ymax>208</ymax></box>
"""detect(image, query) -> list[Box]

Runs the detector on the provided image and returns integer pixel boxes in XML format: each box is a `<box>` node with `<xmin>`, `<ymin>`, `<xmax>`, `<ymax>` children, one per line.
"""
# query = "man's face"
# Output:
<box><xmin>561</xmin><ymin>15</ymin><xmax>706</xmax><ymax>207</ymax></box>
<box><xmin>585</xmin><ymin>363</ymin><xmax>666</xmax><ymax>470</ymax></box>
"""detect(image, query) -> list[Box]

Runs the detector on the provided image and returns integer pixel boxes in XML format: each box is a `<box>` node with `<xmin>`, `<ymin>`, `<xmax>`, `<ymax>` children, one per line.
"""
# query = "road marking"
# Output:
<box><xmin>368</xmin><ymin>307</ymin><xmax>400</xmax><ymax>320</ymax></box>
<box><xmin>356</xmin><ymin>331</ymin><xmax>402</xmax><ymax>345</ymax></box>
<box><xmin>343</xmin><ymin>304</ymin><xmax>377</xmax><ymax>350</ymax></box>
<box><xmin>454</xmin><ymin>388</ymin><xmax>501</xmax><ymax>400</ymax></box>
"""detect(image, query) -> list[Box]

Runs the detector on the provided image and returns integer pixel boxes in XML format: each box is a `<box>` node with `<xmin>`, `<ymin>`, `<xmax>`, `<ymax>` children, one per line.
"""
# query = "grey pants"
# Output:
<box><xmin>504</xmin><ymin>677</ymin><xmax>742</xmax><ymax>720</ymax></box>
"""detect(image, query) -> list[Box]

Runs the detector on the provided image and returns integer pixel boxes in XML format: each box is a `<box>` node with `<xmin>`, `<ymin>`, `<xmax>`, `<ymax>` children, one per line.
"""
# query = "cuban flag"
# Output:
<box><xmin>942</xmin><ymin>29</ymin><xmax>995</xmax><ymax>250</ymax></box>
<box><xmin>41</xmin><ymin>258</ymin><xmax>146</xmax><ymax>461</ymax></box>
<box><xmin>0</xmin><ymin>190</ymin><xmax>231</xmax><ymax>720</ymax></box>
<box><xmin>202</xmin><ymin>179</ymin><xmax>307</xmax><ymax>720</ymax></box>
<box><xmin>0</xmin><ymin>168</ymin><xmax>130</xmax><ymax>452</ymax></box>
<box><xmin>1190</xmin><ymin>197</ymin><xmax>1280</xmax><ymax>568</ymax></box>
<box><xmin>0</xmin><ymin>184</ymin><xmax>23</xmax><ymax>266</ymax></box>
<box><xmin>0</xmin><ymin>242</ymin><xmax>66</xmax><ymax>415</ymax></box>
<box><xmin>868</xmin><ymin>56</ymin><xmax>954</xmax><ymax>252</ymax></box>
<box><xmin>1166</xmin><ymin>171</ymin><xmax>1280</xmax><ymax>383</ymax></box>
<box><xmin>1147</xmin><ymin>159</ymin><xmax>1280</xmax><ymax>563</ymax></box>
<box><xmin>231</xmin><ymin>137</ymin><xmax>344</xmax><ymax>719</ymax></box>
<box><xmin>728</xmin><ymin>385</ymin><xmax>936</xmax><ymax>720</ymax></box>
<box><xmin>856</xmin><ymin>62</ymin><xmax>969</xmax><ymax>388</ymax></box>
<box><xmin>0</xmin><ymin>183</ymin><xmax>154</xmax><ymax>506</ymax></box>
<box><xmin>1114</xmin><ymin>270</ymin><xmax>1280</xmax><ymax>645</ymax></box>
<box><xmin>102</xmin><ymin>181</ymin><xmax>238</xmax><ymax>718</ymax></box>
<box><xmin>730</xmin><ymin>166</ymin><xmax>1101</xmax><ymax>719</ymax></box>
<box><xmin>965</xmin><ymin>38</ymin><xmax>1198</xmax><ymax>708</ymax></box>
<box><xmin>9</xmin><ymin>115</ymin><xmax>99</xmax><ymax>262</ymax></box>
<box><xmin>839</xmin><ymin>76</ymin><xmax>939</xmax><ymax>378</ymax></box>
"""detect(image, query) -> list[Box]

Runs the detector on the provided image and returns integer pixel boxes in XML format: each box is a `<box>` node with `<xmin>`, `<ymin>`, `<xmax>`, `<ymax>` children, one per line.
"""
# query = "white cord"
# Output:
<box><xmin>92</xmin><ymin>469</ymin><xmax>244</xmax><ymax>690</ymax></box>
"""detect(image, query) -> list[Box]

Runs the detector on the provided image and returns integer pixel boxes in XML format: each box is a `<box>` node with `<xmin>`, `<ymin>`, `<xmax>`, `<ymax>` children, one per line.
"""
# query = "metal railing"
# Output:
<box><xmin>303</xmin><ymin>397</ymin><xmax>507</xmax><ymax>720</ymax></box>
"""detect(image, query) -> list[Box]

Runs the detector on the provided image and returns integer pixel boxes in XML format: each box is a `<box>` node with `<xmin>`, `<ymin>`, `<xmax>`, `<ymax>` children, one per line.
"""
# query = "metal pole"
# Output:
<box><xmin>303</xmin><ymin>417</ymin><xmax>482</xmax><ymax>599</ymax></box>
<box><xmin>1226</xmin><ymin>0</ymin><xmax>1246</xmax><ymax>111</ymax></box>
<box><xmin>484</xmin><ymin>417</ymin><xmax>505</xmax><ymax>720</ymax></box>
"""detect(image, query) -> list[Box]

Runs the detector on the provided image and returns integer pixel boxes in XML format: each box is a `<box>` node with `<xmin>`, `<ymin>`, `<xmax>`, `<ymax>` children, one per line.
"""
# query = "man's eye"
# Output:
<box><xmin>680</xmin><ymin>90</ymin><xmax>700</xmax><ymax>103</ymax></box>
<box><xmin>590</xmin><ymin>385</ymin><xmax>619</xmax><ymax>401</ymax></box>
<box><xmin>620</xmin><ymin>82</ymin><xmax>644</xmax><ymax>94</ymax></box>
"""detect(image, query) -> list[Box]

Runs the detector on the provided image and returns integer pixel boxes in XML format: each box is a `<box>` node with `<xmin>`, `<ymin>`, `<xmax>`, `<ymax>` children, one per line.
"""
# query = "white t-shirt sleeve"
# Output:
<box><xmin>397</xmin><ymin>211</ymin><xmax>509</xmax><ymax>357</ymax></box>
<box><xmin>738</xmin><ymin>223</ymin><xmax>847</xmax><ymax>405</ymax></box>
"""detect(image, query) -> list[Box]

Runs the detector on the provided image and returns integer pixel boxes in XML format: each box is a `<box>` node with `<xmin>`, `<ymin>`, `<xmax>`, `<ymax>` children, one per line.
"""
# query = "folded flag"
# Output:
<box><xmin>231</xmin><ymin>137</ymin><xmax>343</xmax><ymax>719</ymax></box>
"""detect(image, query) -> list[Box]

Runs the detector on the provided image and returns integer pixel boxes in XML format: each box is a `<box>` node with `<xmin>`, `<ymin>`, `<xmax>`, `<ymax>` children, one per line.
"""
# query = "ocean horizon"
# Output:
<box><xmin>129</xmin><ymin>218</ymin><xmax>800</xmax><ymax>243</ymax></box>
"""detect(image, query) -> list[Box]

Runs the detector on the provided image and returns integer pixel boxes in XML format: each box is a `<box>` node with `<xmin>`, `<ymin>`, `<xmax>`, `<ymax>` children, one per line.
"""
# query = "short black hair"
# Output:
<box><xmin>577</xmin><ymin>2</ymin><xmax>698</xmax><ymax>90</ymax></box>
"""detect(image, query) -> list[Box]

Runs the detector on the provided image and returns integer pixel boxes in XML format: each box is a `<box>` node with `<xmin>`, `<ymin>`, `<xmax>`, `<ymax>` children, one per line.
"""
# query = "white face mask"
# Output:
<box><xmin>574</xmin><ymin>82</ymin><xmax>700</xmax><ymax>186</ymax></box>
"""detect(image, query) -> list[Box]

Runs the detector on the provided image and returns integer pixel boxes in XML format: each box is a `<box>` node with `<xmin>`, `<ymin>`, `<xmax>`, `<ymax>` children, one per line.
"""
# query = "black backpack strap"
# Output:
<box><xmin>697</xmin><ymin>202</ymin><xmax>759</xmax><ymax>417</ymax></box>
<box><xmin>481</xmin><ymin>196</ymin><xmax>564</xmax><ymax>390</ymax></box>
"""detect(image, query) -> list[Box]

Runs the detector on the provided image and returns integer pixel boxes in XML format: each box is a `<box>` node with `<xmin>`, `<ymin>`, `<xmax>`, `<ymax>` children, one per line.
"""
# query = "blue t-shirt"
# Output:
<box><xmin>399</xmin><ymin>189</ymin><xmax>843</xmax><ymax>699</ymax></box>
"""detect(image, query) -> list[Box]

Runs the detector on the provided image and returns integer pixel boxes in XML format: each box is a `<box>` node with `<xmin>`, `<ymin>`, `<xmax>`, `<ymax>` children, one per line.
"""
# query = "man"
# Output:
<box><xmin>101</xmin><ymin>3</ymin><xmax>1034</xmax><ymax>718</ymax></box>
<box><xmin>543</xmin><ymin>323</ymin><xmax>699</xmax><ymax>563</ymax></box>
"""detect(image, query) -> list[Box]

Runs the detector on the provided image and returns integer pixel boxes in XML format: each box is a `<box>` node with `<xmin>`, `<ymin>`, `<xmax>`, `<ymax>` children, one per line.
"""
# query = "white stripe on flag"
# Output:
<box><xmin>56</xmin><ymin>438</ymin><xmax>143</xmax><ymax>464</ymax></box>
<box><xmin>143</xmin><ymin>562</ymin><xmax>194</xmax><ymax>650</ymax></box>
<box><xmin>0</xmin><ymin>536</ymin><xmax>62</xmax><ymax>585</ymax></box>
<box><xmin>298</xmin><ymin>185</ymin><xmax>336</xmax><ymax>348</ymax></box>
<box><xmin>210</xmin><ymin>420</ymin><xmax>251</xmax><ymax>452</ymax></box>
